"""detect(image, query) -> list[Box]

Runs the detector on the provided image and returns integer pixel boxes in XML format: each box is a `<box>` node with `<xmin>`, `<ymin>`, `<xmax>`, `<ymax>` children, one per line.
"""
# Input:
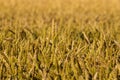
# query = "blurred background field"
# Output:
<box><xmin>0</xmin><ymin>0</ymin><xmax>120</xmax><ymax>80</ymax></box>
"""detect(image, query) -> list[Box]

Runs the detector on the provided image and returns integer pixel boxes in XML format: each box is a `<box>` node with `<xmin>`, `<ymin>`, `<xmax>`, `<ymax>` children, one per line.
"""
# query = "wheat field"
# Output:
<box><xmin>0</xmin><ymin>0</ymin><xmax>120</xmax><ymax>80</ymax></box>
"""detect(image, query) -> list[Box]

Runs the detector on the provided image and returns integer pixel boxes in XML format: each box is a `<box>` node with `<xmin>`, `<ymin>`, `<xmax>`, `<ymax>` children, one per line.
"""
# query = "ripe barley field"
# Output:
<box><xmin>0</xmin><ymin>0</ymin><xmax>120</xmax><ymax>80</ymax></box>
